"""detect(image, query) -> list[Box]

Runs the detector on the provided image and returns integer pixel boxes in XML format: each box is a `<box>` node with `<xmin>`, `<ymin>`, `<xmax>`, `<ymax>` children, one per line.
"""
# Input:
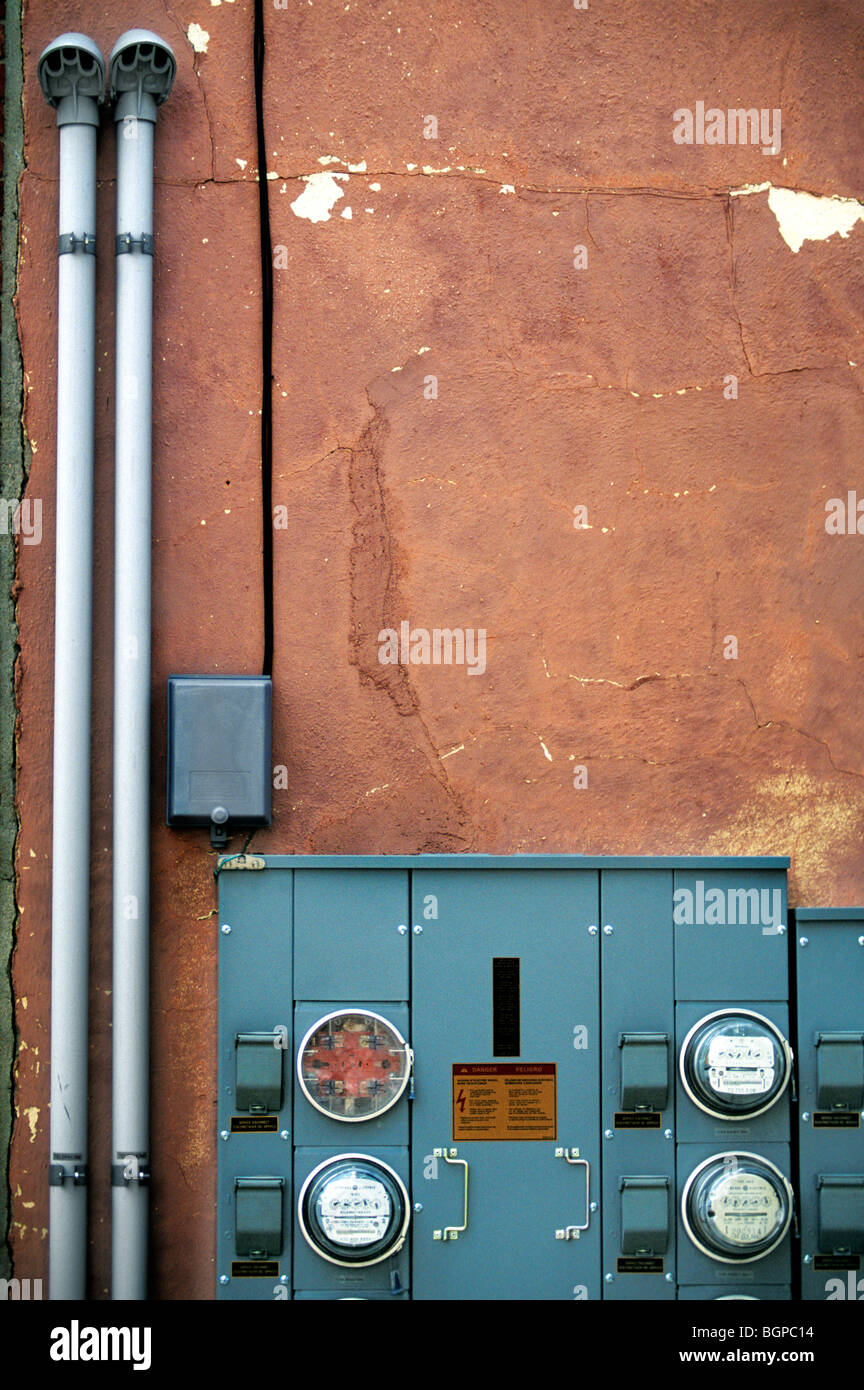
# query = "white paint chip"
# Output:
<box><xmin>767</xmin><ymin>186</ymin><xmax>864</xmax><ymax>253</ymax></box>
<box><xmin>235</xmin><ymin>158</ymin><xmax>247</xmax><ymax>171</ymax></box>
<box><xmin>369</xmin><ymin>181</ymin><xmax>381</xmax><ymax>192</ymax></box>
<box><xmin>186</xmin><ymin>23</ymin><xmax>210</xmax><ymax>52</ymax></box>
<box><xmin>730</xmin><ymin>182</ymin><xmax>864</xmax><ymax>253</ymax></box>
<box><xmin>290</xmin><ymin>172</ymin><xmax>348</xmax><ymax>223</ymax></box>
<box><xmin>499</xmin><ymin>184</ymin><xmax>516</xmax><ymax>194</ymax></box>
<box><xmin>341</xmin><ymin>206</ymin><xmax>353</xmax><ymax>219</ymax></box>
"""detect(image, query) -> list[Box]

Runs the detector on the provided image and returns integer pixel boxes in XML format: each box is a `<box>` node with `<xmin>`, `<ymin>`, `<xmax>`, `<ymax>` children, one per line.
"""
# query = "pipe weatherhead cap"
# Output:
<box><xmin>38</xmin><ymin>34</ymin><xmax>105</xmax><ymax>106</ymax></box>
<box><xmin>109</xmin><ymin>30</ymin><xmax>176</xmax><ymax>106</ymax></box>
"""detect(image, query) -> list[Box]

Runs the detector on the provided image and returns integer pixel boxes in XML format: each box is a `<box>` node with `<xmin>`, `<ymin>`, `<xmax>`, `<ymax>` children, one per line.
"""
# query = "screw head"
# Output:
<box><xmin>603</xmin><ymin>924</ymin><xmax>614</xmax><ymax>935</ymax></box>
<box><xmin>858</xmin><ymin>936</ymin><xmax>864</xmax><ymax>947</ymax></box>
<box><xmin>414</xmin><ymin>1202</ymin><xmax>423</xmax><ymax>1212</ymax></box>
<box><xmin>665</xmin><ymin>1272</ymin><xmax>674</xmax><ymax>1283</ymax></box>
<box><xmin>397</xmin><ymin>924</ymin><xmax>408</xmax><ymax>935</ymax></box>
<box><xmin>219</xmin><ymin>1275</ymin><xmax>229</xmax><ymax>1285</ymax></box>
<box><xmin>221</xmin><ymin>924</ymin><xmax>232</xmax><ymax>935</ymax></box>
<box><xmin>588</xmin><ymin>925</ymin><xmax>598</xmax><ymax>936</ymax></box>
<box><xmin>803</xmin><ymin>1254</ymin><xmax>812</xmax><ymax>1265</ymax></box>
<box><xmin>664</xmin><ymin>1128</ymin><xmax>673</xmax><ymax>1139</ymax></box>
<box><xmin>604</xmin><ymin>1129</ymin><xmax>613</xmax><ymax>1139</ymax></box>
<box><xmin>280</xmin><ymin>1130</ymin><xmax>289</xmax><ymax>1140</ymax></box>
<box><xmin>279</xmin><ymin>1274</ymin><xmax>289</xmax><ymax>1284</ymax></box>
<box><xmin>589</xmin><ymin>1202</ymin><xmax>598</xmax><ymax>1213</ymax></box>
<box><xmin>604</xmin><ymin>1273</ymin><xmax>614</xmax><ymax>1283</ymax></box>
<box><xmin>802</xmin><ymin>1112</ymin><xmax>810</xmax><ymax>1122</ymax></box>
<box><xmin>799</xmin><ymin>936</ymin><xmax>808</xmax><ymax>947</ymax></box>
<box><xmin>219</xmin><ymin>1130</ymin><xmax>229</xmax><ymax>1141</ymax></box>
<box><xmin>413</xmin><ymin>924</ymin><xmax>423</xmax><ymax>935</ymax></box>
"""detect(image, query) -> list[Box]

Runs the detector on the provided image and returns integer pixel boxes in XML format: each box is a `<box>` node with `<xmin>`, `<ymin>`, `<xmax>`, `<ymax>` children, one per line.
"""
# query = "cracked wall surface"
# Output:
<box><xmin>9</xmin><ymin>0</ymin><xmax>864</xmax><ymax>1296</ymax></box>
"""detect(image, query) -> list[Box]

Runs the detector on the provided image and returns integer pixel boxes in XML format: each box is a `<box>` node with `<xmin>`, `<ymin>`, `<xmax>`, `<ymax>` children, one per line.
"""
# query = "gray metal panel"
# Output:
<box><xmin>795</xmin><ymin>915</ymin><xmax>864</xmax><ymax>1301</ymax></box>
<box><xmin>217</xmin><ymin>868</ymin><xmax>293</xmax><ymax>1300</ymax></box>
<box><xmin>293</xmin><ymin>1001</ymin><xmax>410</xmax><ymax>1145</ymax></box>
<box><xmin>677</xmin><ymin>1285</ymin><xmax>791</xmax><ymax>1300</ymax></box>
<box><xmin>232</xmin><ymin>854</ymin><xmax>791</xmax><ymax>871</ymax></box>
<box><xmin>673</xmin><ymin>869</ymin><xmax>788</xmax><ymax>1001</ymax></box>
<box><xmin>411</xmin><ymin>868</ymin><xmax>601</xmax><ymax>1300</ymax></box>
<box><xmin>293</xmin><ymin>869</ymin><xmax>409</xmax><ymax>999</ymax></box>
<box><xmin>600</xmin><ymin>869</ymin><xmax>676</xmax><ymax>1299</ymax></box>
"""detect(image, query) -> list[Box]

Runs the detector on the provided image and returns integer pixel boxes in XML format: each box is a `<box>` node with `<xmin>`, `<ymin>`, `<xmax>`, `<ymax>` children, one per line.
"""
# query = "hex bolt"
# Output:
<box><xmin>221</xmin><ymin>924</ymin><xmax>232</xmax><ymax>935</ymax></box>
<box><xmin>799</xmin><ymin>936</ymin><xmax>808</xmax><ymax>947</ymax></box>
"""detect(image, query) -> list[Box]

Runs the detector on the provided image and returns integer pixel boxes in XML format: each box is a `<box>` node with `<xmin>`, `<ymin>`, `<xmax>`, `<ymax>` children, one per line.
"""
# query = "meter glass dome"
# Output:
<box><xmin>682</xmin><ymin>1152</ymin><xmax>793</xmax><ymax>1263</ymax></box>
<box><xmin>297</xmin><ymin>1010</ymin><xmax>412</xmax><ymax>1121</ymax></box>
<box><xmin>679</xmin><ymin>1010</ymin><xmax>792</xmax><ymax>1120</ymax></box>
<box><xmin>298</xmin><ymin>1155</ymin><xmax>410</xmax><ymax>1266</ymax></box>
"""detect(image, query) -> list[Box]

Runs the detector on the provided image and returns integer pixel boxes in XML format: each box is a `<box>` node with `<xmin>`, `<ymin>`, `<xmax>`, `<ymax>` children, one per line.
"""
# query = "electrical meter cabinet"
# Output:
<box><xmin>215</xmin><ymin>853</ymin><xmax>812</xmax><ymax>1300</ymax></box>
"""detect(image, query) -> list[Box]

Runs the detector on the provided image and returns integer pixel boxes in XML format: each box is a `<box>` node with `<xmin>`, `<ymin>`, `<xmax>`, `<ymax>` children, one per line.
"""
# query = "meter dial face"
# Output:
<box><xmin>679</xmin><ymin>1010</ymin><xmax>792</xmax><ymax>1120</ymax></box>
<box><xmin>297</xmin><ymin>1010</ymin><xmax>412</xmax><ymax>1121</ymax></box>
<box><xmin>681</xmin><ymin>1152</ymin><xmax>793</xmax><ymax>1263</ymax></box>
<box><xmin>298</xmin><ymin>1154</ymin><xmax>410</xmax><ymax>1266</ymax></box>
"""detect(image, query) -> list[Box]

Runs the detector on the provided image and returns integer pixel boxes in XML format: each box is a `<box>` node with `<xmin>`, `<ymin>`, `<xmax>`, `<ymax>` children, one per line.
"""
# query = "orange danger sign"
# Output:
<box><xmin>452</xmin><ymin>1063</ymin><xmax>557</xmax><ymax>1141</ymax></box>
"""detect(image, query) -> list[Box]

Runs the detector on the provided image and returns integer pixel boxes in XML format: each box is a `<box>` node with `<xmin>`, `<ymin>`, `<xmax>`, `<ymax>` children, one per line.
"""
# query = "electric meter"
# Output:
<box><xmin>681</xmin><ymin>1152</ymin><xmax>793</xmax><ymax>1263</ymax></box>
<box><xmin>679</xmin><ymin>1010</ymin><xmax>792</xmax><ymax>1120</ymax></box>
<box><xmin>297</xmin><ymin>1010</ymin><xmax>412</xmax><ymax>1121</ymax></box>
<box><xmin>298</xmin><ymin>1154</ymin><xmax>410</xmax><ymax>1266</ymax></box>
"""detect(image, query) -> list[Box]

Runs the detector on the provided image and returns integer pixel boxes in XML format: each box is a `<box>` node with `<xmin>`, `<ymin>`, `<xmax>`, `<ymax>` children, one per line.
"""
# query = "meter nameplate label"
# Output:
<box><xmin>230</xmin><ymin>1115</ymin><xmax>278</xmax><ymax>1133</ymax></box>
<box><xmin>709</xmin><ymin>1173</ymin><xmax>780</xmax><ymax>1246</ymax></box>
<box><xmin>452</xmin><ymin>1063</ymin><xmax>556</xmax><ymax>1141</ymax></box>
<box><xmin>814</xmin><ymin>1111</ymin><xmax>860</xmax><ymax>1129</ymax></box>
<box><xmin>316</xmin><ymin>1174</ymin><xmax>392</xmax><ymax>1248</ymax></box>
<box><xmin>617</xmin><ymin>1257</ymin><xmax>664</xmax><ymax>1274</ymax></box>
<box><xmin>707</xmin><ymin>1035</ymin><xmax>775</xmax><ymax>1096</ymax></box>
<box><xmin>814</xmin><ymin>1255</ymin><xmax>861</xmax><ymax>1272</ymax></box>
<box><xmin>614</xmin><ymin>1111</ymin><xmax>661</xmax><ymax>1129</ymax></box>
<box><xmin>231</xmin><ymin>1260</ymin><xmax>280</xmax><ymax>1278</ymax></box>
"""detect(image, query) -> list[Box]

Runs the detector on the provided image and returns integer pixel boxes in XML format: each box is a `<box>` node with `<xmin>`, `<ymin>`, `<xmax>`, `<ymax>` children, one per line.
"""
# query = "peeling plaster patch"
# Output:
<box><xmin>348</xmin><ymin>160</ymin><xmax>367</xmax><ymax>173</ymax></box>
<box><xmin>500</xmin><ymin>184</ymin><xmax>516</xmax><ymax>194</ymax></box>
<box><xmin>730</xmin><ymin>182</ymin><xmax>864</xmax><ymax>253</ymax></box>
<box><xmin>23</xmin><ymin>1107</ymin><xmax>39</xmax><ymax>1142</ymax></box>
<box><xmin>186</xmin><ymin>23</ymin><xmax>210</xmax><ymax>53</ymax></box>
<box><xmin>369</xmin><ymin>182</ymin><xmax>381</xmax><ymax>192</ymax></box>
<box><xmin>341</xmin><ymin>207</ymin><xmax>353</xmax><ymax>219</ymax></box>
<box><xmin>235</xmin><ymin>158</ymin><xmax>247</xmax><ymax>171</ymax></box>
<box><xmin>422</xmin><ymin>166</ymin><xmax>451</xmax><ymax>175</ymax></box>
<box><xmin>767</xmin><ymin>187</ymin><xmax>864</xmax><ymax>253</ymax></box>
<box><xmin>318</xmin><ymin>155</ymin><xmax>341</xmax><ymax>165</ymax></box>
<box><xmin>290</xmin><ymin>172</ymin><xmax>348</xmax><ymax>222</ymax></box>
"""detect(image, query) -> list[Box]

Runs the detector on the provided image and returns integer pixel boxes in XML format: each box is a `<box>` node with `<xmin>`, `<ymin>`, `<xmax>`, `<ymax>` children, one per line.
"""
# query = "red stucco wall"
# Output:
<box><xmin>11</xmin><ymin>0</ymin><xmax>864</xmax><ymax>1297</ymax></box>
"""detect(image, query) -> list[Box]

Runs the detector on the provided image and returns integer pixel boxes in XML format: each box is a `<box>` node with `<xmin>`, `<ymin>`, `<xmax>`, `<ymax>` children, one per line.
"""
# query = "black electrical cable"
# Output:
<box><xmin>254</xmin><ymin>0</ymin><xmax>275</xmax><ymax>677</ymax></box>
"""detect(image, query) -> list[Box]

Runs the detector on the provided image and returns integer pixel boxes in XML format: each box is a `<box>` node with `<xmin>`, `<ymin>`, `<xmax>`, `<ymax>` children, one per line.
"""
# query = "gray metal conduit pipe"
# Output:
<box><xmin>109</xmin><ymin>29</ymin><xmax>175</xmax><ymax>1302</ymax></box>
<box><xmin>38</xmin><ymin>32</ymin><xmax>105</xmax><ymax>1302</ymax></box>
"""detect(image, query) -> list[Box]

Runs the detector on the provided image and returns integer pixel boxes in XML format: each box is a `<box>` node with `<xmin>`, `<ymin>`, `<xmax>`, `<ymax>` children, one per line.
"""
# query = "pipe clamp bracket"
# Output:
<box><xmin>58</xmin><ymin>233</ymin><xmax>96</xmax><ymax>256</ymax></box>
<box><xmin>115</xmin><ymin>233</ymin><xmax>154</xmax><ymax>256</ymax></box>
<box><xmin>112</xmin><ymin>1158</ymin><xmax>151</xmax><ymax>1187</ymax></box>
<box><xmin>50</xmin><ymin>1163</ymin><xmax>88</xmax><ymax>1187</ymax></box>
